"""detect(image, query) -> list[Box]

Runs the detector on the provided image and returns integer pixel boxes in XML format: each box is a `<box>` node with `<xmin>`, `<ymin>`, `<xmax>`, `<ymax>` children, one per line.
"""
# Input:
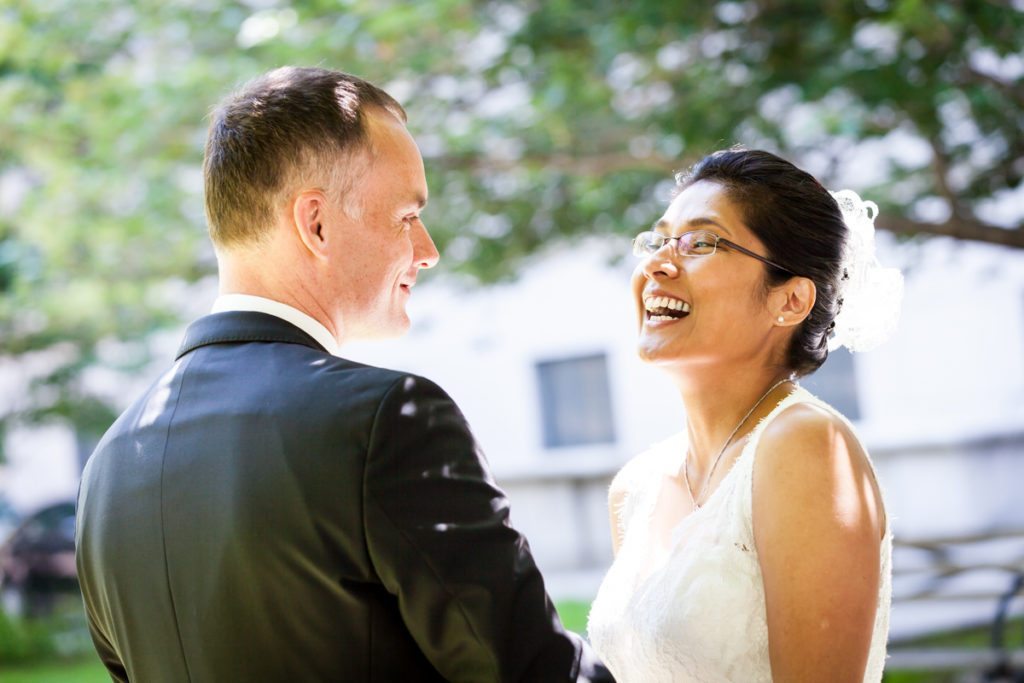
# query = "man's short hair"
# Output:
<box><xmin>203</xmin><ymin>66</ymin><xmax>406</xmax><ymax>248</ymax></box>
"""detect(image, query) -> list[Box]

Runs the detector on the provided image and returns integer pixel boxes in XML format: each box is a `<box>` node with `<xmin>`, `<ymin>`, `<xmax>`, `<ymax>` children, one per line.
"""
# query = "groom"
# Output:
<box><xmin>75</xmin><ymin>67</ymin><xmax>611</xmax><ymax>682</ymax></box>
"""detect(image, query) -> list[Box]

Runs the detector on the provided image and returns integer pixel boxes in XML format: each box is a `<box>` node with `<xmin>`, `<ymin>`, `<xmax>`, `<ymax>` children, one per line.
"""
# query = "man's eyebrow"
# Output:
<box><xmin>653</xmin><ymin>216</ymin><xmax>732</xmax><ymax>236</ymax></box>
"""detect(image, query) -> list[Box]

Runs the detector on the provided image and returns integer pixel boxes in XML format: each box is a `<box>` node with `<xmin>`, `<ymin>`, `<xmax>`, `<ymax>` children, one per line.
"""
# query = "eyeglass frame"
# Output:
<box><xmin>632</xmin><ymin>229</ymin><xmax>798</xmax><ymax>276</ymax></box>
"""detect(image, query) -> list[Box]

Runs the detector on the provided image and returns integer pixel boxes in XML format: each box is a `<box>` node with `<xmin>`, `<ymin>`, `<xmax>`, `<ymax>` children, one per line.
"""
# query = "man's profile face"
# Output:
<box><xmin>324</xmin><ymin>109</ymin><xmax>439</xmax><ymax>340</ymax></box>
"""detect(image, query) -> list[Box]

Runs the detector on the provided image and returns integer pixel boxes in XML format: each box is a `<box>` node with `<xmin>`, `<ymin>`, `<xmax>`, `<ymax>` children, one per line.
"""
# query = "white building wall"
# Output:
<box><xmin>858</xmin><ymin>237</ymin><xmax>1024</xmax><ymax>443</ymax></box>
<box><xmin>2</xmin><ymin>425</ymin><xmax>80</xmax><ymax>512</ymax></box>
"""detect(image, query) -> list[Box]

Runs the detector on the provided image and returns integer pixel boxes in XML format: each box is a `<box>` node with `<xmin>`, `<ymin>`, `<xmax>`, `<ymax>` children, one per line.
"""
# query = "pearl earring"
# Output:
<box><xmin>777</xmin><ymin>316</ymin><xmax>784</xmax><ymax>324</ymax></box>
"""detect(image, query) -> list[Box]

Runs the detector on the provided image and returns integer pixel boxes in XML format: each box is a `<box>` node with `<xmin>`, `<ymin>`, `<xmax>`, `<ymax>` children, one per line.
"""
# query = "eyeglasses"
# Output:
<box><xmin>632</xmin><ymin>229</ymin><xmax>796</xmax><ymax>275</ymax></box>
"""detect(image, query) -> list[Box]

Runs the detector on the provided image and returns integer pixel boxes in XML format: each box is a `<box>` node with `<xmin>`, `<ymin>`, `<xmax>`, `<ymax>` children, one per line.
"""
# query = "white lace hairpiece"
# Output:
<box><xmin>827</xmin><ymin>190</ymin><xmax>904</xmax><ymax>352</ymax></box>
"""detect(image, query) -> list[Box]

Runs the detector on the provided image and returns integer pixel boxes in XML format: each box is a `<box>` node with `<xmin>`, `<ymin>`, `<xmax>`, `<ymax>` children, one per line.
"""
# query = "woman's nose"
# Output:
<box><xmin>641</xmin><ymin>246</ymin><xmax>680</xmax><ymax>279</ymax></box>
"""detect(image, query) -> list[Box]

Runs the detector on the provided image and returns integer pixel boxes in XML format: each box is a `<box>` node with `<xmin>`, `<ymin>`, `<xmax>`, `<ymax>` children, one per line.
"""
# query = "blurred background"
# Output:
<box><xmin>1</xmin><ymin>0</ymin><xmax>1022</xmax><ymax>681</ymax></box>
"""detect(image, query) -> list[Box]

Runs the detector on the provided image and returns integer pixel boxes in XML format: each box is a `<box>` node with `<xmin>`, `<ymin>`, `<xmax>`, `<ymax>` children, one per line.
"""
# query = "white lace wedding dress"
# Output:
<box><xmin>587</xmin><ymin>387</ymin><xmax>891</xmax><ymax>682</ymax></box>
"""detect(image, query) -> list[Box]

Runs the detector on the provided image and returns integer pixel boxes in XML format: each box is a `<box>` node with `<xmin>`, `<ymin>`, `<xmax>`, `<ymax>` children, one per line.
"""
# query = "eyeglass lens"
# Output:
<box><xmin>633</xmin><ymin>231</ymin><xmax>718</xmax><ymax>257</ymax></box>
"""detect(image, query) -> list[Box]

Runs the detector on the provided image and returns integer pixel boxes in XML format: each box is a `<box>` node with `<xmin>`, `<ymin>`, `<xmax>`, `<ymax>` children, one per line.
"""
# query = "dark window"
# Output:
<box><xmin>801</xmin><ymin>348</ymin><xmax>861</xmax><ymax>420</ymax></box>
<box><xmin>536</xmin><ymin>354</ymin><xmax>617</xmax><ymax>448</ymax></box>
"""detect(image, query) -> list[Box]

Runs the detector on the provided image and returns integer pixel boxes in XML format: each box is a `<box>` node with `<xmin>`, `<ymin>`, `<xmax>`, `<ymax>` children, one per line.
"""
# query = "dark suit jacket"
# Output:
<box><xmin>76</xmin><ymin>312</ymin><xmax>611</xmax><ymax>682</ymax></box>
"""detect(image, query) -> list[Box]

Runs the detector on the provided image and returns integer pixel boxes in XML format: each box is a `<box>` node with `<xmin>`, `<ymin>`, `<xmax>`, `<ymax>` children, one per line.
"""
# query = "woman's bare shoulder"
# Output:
<box><xmin>754</xmin><ymin>400</ymin><xmax>884</xmax><ymax>535</ymax></box>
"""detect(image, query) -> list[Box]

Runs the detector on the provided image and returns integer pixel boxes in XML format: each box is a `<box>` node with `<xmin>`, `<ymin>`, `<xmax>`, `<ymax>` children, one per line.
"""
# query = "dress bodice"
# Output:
<box><xmin>587</xmin><ymin>387</ymin><xmax>891</xmax><ymax>682</ymax></box>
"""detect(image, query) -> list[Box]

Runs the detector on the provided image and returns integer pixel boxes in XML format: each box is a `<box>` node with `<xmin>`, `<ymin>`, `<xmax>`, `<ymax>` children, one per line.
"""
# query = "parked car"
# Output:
<box><xmin>0</xmin><ymin>500</ymin><xmax>78</xmax><ymax>617</ymax></box>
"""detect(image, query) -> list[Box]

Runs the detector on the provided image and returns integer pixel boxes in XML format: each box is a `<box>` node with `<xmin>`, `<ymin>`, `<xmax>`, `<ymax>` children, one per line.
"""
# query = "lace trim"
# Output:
<box><xmin>612</xmin><ymin>433</ymin><xmax>686</xmax><ymax>544</ymax></box>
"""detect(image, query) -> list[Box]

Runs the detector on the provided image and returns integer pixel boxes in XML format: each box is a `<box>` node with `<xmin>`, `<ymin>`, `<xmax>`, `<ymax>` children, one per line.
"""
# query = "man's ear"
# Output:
<box><xmin>292</xmin><ymin>189</ymin><xmax>329</xmax><ymax>259</ymax></box>
<box><xmin>772</xmin><ymin>276</ymin><xmax>817</xmax><ymax>326</ymax></box>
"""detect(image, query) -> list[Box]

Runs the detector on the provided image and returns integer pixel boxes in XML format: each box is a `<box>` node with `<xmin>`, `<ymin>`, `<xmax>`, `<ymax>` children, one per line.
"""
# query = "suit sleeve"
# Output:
<box><xmin>83</xmin><ymin>612</ymin><xmax>129</xmax><ymax>683</ymax></box>
<box><xmin>76</xmin><ymin>479</ymin><xmax>130</xmax><ymax>683</ymax></box>
<box><xmin>363</xmin><ymin>374</ymin><xmax>606</xmax><ymax>683</ymax></box>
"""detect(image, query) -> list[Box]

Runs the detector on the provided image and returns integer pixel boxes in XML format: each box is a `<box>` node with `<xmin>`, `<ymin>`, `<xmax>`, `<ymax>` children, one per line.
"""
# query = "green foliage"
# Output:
<box><xmin>0</xmin><ymin>606</ymin><xmax>57</xmax><ymax>664</ymax></box>
<box><xmin>0</xmin><ymin>594</ymin><xmax>96</xmax><ymax>666</ymax></box>
<box><xmin>0</xmin><ymin>0</ymin><xmax>1021</xmax><ymax>441</ymax></box>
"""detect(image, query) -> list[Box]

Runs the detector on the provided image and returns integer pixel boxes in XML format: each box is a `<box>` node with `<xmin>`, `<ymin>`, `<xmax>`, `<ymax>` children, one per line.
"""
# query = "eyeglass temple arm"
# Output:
<box><xmin>717</xmin><ymin>237</ymin><xmax>796</xmax><ymax>276</ymax></box>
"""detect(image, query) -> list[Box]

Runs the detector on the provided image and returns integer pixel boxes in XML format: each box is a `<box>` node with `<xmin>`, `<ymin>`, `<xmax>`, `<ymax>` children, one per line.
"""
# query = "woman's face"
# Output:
<box><xmin>632</xmin><ymin>180</ymin><xmax>781</xmax><ymax>369</ymax></box>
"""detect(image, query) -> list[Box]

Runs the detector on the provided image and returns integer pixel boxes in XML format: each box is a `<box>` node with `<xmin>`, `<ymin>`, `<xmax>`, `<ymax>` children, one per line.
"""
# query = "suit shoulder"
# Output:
<box><xmin>314</xmin><ymin>357</ymin><xmax>455</xmax><ymax>410</ymax></box>
<box><xmin>323</xmin><ymin>356</ymin><xmax>442</xmax><ymax>391</ymax></box>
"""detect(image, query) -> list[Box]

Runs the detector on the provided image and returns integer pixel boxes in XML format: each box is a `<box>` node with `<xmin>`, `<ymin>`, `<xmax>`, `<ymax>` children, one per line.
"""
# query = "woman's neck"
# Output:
<box><xmin>670</xmin><ymin>363</ymin><xmax>794</xmax><ymax>468</ymax></box>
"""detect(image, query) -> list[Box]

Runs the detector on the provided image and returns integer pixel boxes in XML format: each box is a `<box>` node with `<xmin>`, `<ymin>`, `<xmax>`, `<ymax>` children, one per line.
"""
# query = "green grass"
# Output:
<box><xmin>556</xmin><ymin>599</ymin><xmax>592</xmax><ymax>634</ymax></box>
<box><xmin>901</xmin><ymin>616</ymin><xmax>1022</xmax><ymax>649</ymax></box>
<box><xmin>2</xmin><ymin>658</ymin><xmax>109</xmax><ymax>683</ymax></box>
<box><xmin>882</xmin><ymin>670</ymin><xmax>960</xmax><ymax>683</ymax></box>
<box><xmin>880</xmin><ymin>617</ymin><xmax>1024</xmax><ymax>682</ymax></box>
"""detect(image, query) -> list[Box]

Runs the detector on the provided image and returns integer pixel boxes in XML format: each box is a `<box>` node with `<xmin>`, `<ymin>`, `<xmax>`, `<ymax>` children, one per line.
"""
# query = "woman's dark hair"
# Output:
<box><xmin>678</xmin><ymin>148</ymin><xmax>847</xmax><ymax>377</ymax></box>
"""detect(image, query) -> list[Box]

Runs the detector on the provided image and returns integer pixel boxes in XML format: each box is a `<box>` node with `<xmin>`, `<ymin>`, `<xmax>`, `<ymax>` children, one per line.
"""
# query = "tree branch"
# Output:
<box><xmin>879</xmin><ymin>215</ymin><xmax>1024</xmax><ymax>249</ymax></box>
<box><xmin>432</xmin><ymin>151</ymin><xmax>683</xmax><ymax>175</ymax></box>
<box><xmin>433</xmin><ymin>152</ymin><xmax>1024</xmax><ymax>249</ymax></box>
<box><xmin>927</xmin><ymin>135</ymin><xmax>965</xmax><ymax>218</ymax></box>
<box><xmin>959</xmin><ymin>66</ymin><xmax>1024</xmax><ymax>109</ymax></box>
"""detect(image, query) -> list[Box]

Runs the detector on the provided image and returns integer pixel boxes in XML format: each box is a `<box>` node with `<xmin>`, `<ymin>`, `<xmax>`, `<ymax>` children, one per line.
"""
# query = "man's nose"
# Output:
<box><xmin>414</xmin><ymin>221</ymin><xmax>440</xmax><ymax>269</ymax></box>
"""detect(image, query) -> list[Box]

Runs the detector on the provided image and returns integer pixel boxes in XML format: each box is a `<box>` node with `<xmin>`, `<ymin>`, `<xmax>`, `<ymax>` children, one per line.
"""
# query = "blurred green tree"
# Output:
<box><xmin>0</xmin><ymin>0</ymin><xmax>1021</xmax><ymax>451</ymax></box>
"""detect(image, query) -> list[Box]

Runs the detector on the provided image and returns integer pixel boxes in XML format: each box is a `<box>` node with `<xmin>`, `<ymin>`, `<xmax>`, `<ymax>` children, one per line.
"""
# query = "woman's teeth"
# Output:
<box><xmin>644</xmin><ymin>295</ymin><xmax>691</xmax><ymax>321</ymax></box>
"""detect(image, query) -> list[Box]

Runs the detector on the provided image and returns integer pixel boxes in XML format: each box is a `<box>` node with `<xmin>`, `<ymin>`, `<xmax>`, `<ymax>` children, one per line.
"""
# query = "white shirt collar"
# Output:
<box><xmin>211</xmin><ymin>294</ymin><xmax>341</xmax><ymax>357</ymax></box>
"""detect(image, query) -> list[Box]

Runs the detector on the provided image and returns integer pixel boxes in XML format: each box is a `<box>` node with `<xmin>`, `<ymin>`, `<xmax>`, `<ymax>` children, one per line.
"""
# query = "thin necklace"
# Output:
<box><xmin>683</xmin><ymin>377</ymin><xmax>794</xmax><ymax>510</ymax></box>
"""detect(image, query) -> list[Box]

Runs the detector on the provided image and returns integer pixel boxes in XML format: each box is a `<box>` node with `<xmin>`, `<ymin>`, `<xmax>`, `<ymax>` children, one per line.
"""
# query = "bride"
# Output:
<box><xmin>587</xmin><ymin>148</ymin><xmax>902</xmax><ymax>682</ymax></box>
